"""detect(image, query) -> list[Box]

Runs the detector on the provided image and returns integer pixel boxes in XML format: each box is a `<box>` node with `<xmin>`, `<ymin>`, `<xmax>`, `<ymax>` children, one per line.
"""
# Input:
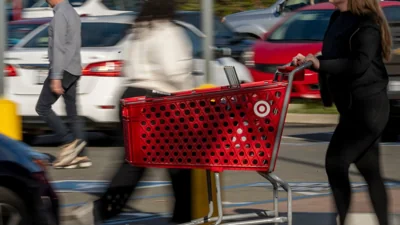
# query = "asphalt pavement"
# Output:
<box><xmin>29</xmin><ymin>124</ymin><xmax>400</xmax><ymax>225</ymax></box>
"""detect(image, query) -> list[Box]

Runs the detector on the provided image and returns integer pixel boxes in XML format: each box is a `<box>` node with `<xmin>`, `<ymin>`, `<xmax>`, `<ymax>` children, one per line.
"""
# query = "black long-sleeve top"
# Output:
<box><xmin>317</xmin><ymin>10</ymin><xmax>389</xmax><ymax>104</ymax></box>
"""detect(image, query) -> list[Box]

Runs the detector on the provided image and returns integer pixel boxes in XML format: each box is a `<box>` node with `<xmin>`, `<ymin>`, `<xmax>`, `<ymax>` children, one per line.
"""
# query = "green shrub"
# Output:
<box><xmin>176</xmin><ymin>0</ymin><xmax>277</xmax><ymax>17</ymax></box>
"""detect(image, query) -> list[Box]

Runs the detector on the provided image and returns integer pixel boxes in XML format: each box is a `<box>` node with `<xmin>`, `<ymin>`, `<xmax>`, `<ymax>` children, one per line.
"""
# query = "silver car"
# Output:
<box><xmin>223</xmin><ymin>0</ymin><xmax>329</xmax><ymax>39</ymax></box>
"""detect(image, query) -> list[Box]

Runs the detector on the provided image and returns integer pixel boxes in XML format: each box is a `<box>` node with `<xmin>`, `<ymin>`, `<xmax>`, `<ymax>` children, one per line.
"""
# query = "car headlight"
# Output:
<box><xmin>241</xmin><ymin>48</ymin><xmax>255</xmax><ymax>68</ymax></box>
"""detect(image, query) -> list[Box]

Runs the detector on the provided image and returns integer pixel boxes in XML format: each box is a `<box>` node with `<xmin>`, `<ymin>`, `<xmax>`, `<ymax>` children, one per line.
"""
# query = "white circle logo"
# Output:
<box><xmin>253</xmin><ymin>100</ymin><xmax>271</xmax><ymax>118</ymax></box>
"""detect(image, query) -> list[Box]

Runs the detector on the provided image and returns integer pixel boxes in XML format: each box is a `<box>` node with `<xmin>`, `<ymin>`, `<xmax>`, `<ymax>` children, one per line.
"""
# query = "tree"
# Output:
<box><xmin>176</xmin><ymin>0</ymin><xmax>277</xmax><ymax>17</ymax></box>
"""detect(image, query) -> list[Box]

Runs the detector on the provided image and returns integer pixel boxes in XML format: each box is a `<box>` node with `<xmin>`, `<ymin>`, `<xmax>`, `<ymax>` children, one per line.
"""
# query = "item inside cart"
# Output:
<box><xmin>121</xmin><ymin>62</ymin><xmax>313</xmax><ymax>225</ymax></box>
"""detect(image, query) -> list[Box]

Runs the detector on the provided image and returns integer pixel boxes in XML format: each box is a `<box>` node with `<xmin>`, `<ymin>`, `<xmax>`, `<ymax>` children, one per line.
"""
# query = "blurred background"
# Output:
<box><xmin>5</xmin><ymin>0</ymin><xmax>400</xmax><ymax>142</ymax></box>
<box><xmin>1</xmin><ymin>1</ymin><xmax>400</xmax><ymax>224</ymax></box>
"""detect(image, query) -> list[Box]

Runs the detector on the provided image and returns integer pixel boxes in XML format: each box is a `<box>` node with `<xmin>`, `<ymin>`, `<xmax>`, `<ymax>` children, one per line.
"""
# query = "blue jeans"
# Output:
<box><xmin>35</xmin><ymin>71</ymin><xmax>87</xmax><ymax>156</ymax></box>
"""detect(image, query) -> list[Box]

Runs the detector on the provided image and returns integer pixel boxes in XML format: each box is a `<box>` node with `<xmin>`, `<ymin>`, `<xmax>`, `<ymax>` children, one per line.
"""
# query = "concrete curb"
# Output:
<box><xmin>285</xmin><ymin>113</ymin><xmax>339</xmax><ymax>125</ymax></box>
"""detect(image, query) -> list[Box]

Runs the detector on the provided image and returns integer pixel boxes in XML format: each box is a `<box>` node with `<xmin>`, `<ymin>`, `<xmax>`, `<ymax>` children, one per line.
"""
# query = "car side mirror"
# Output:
<box><xmin>276</xmin><ymin>5</ymin><xmax>281</xmax><ymax>13</ymax></box>
<box><xmin>213</xmin><ymin>47</ymin><xmax>232</xmax><ymax>58</ymax></box>
<box><xmin>276</xmin><ymin>2</ymin><xmax>285</xmax><ymax>14</ymax></box>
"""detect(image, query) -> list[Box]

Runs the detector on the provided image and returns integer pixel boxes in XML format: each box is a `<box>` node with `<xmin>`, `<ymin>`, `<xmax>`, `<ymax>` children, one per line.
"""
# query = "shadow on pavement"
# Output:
<box><xmin>289</xmin><ymin>132</ymin><xmax>333</xmax><ymax>142</ymax></box>
<box><xmin>24</xmin><ymin>132</ymin><xmax>123</xmax><ymax>147</ymax></box>
<box><xmin>233</xmin><ymin>209</ymin><xmax>337</xmax><ymax>225</ymax></box>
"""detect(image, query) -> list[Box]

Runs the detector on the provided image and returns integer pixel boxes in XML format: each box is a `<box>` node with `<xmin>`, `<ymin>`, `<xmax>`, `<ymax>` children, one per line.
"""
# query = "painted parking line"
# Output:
<box><xmin>52</xmin><ymin>180</ymin><xmax>171</xmax><ymax>193</ymax></box>
<box><xmin>103</xmin><ymin>213</ymin><xmax>170</xmax><ymax>225</ymax></box>
<box><xmin>281</xmin><ymin>136</ymin><xmax>312</xmax><ymax>141</ymax></box>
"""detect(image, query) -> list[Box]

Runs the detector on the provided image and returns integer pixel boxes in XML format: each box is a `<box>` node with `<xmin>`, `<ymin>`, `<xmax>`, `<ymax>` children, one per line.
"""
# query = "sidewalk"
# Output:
<box><xmin>285</xmin><ymin>113</ymin><xmax>339</xmax><ymax>125</ymax></box>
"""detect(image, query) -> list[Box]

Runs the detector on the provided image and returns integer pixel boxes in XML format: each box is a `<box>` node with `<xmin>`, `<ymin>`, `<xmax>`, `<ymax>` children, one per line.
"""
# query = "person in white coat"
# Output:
<box><xmin>71</xmin><ymin>0</ymin><xmax>194</xmax><ymax>224</ymax></box>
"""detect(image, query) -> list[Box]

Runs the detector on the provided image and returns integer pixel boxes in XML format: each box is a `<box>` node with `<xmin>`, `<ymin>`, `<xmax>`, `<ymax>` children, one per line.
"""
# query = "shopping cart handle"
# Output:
<box><xmin>277</xmin><ymin>61</ymin><xmax>313</xmax><ymax>74</ymax></box>
<box><xmin>291</xmin><ymin>61</ymin><xmax>313</xmax><ymax>75</ymax></box>
<box><xmin>275</xmin><ymin>61</ymin><xmax>313</xmax><ymax>82</ymax></box>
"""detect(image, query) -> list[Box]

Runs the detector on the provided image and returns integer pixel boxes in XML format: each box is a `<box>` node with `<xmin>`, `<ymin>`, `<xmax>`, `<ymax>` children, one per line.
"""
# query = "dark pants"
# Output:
<box><xmin>326</xmin><ymin>90</ymin><xmax>389</xmax><ymax>225</ymax></box>
<box><xmin>35</xmin><ymin>71</ymin><xmax>87</xmax><ymax>156</ymax></box>
<box><xmin>94</xmin><ymin>87</ymin><xmax>192</xmax><ymax>223</ymax></box>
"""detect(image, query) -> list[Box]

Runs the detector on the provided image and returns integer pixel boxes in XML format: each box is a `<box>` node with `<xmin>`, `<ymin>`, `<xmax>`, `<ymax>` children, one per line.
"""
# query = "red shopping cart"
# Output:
<box><xmin>121</xmin><ymin>61</ymin><xmax>313</xmax><ymax>225</ymax></box>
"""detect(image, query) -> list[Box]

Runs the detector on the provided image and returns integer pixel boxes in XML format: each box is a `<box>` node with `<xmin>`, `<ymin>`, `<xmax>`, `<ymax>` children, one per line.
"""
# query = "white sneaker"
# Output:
<box><xmin>54</xmin><ymin>156</ymin><xmax>92</xmax><ymax>169</ymax></box>
<box><xmin>53</xmin><ymin>139</ymin><xmax>87</xmax><ymax>167</ymax></box>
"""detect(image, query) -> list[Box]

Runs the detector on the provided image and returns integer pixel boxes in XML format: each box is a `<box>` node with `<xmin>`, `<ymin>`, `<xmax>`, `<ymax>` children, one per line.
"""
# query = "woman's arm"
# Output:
<box><xmin>304</xmin><ymin>52</ymin><xmax>322</xmax><ymax>72</ymax></box>
<box><xmin>318</xmin><ymin>25</ymin><xmax>381</xmax><ymax>77</ymax></box>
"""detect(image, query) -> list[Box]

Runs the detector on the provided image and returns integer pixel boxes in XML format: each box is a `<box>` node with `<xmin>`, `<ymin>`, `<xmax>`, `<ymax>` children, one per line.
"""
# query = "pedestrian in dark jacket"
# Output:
<box><xmin>292</xmin><ymin>0</ymin><xmax>392</xmax><ymax>224</ymax></box>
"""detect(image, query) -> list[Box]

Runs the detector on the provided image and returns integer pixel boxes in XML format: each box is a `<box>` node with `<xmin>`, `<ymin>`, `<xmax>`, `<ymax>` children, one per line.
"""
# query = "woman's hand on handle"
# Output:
<box><xmin>304</xmin><ymin>54</ymin><xmax>320</xmax><ymax>70</ymax></box>
<box><xmin>292</xmin><ymin>53</ymin><xmax>306</xmax><ymax>66</ymax></box>
<box><xmin>292</xmin><ymin>53</ymin><xmax>320</xmax><ymax>70</ymax></box>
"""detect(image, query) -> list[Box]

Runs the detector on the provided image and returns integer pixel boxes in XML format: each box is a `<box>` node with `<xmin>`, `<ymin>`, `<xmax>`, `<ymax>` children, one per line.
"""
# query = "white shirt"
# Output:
<box><xmin>122</xmin><ymin>20</ymin><xmax>194</xmax><ymax>93</ymax></box>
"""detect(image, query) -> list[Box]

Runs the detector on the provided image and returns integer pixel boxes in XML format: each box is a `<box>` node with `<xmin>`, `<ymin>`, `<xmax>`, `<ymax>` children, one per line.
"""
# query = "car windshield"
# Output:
<box><xmin>282</xmin><ymin>0</ymin><xmax>329</xmax><ymax>13</ymax></box>
<box><xmin>30</xmin><ymin>0</ymin><xmax>48</xmax><ymax>7</ymax></box>
<box><xmin>176</xmin><ymin>13</ymin><xmax>235</xmax><ymax>38</ymax></box>
<box><xmin>283</xmin><ymin>0</ymin><xmax>311</xmax><ymax>12</ymax></box>
<box><xmin>30</xmin><ymin>0</ymin><xmax>86</xmax><ymax>7</ymax></box>
<box><xmin>8</xmin><ymin>23</ymin><xmax>43</xmax><ymax>48</ymax></box>
<box><xmin>268</xmin><ymin>9</ymin><xmax>333</xmax><ymax>42</ymax></box>
<box><xmin>23</xmin><ymin>22</ymin><xmax>131</xmax><ymax>48</ymax></box>
<box><xmin>383</xmin><ymin>6</ymin><xmax>400</xmax><ymax>22</ymax></box>
<box><xmin>102</xmin><ymin>0</ymin><xmax>142</xmax><ymax>11</ymax></box>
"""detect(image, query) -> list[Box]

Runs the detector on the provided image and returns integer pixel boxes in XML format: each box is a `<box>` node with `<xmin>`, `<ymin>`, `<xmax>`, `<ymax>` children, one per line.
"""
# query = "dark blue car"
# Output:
<box><xmin>0</xmin><ymin>134</ymin><xmax>59</xmax><ymax>225</ymax></box>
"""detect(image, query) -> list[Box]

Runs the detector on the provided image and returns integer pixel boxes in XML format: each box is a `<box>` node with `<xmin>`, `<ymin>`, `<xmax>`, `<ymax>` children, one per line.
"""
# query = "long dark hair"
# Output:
<box><xmin>348</xmin><ymin>0</ymin><xmax>392</xmax><ymax>61</ymax></box>
<box><xmin>134</xmin><ymin>0</ymin><xmax>176</xmax><ymax>24</ymax></box>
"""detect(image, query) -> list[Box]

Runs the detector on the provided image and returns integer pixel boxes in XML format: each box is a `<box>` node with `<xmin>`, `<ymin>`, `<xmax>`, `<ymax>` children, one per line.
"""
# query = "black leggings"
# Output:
<box><xmin>326</xmin><ymin>91</ymin><xmax>390</xmax><ymax>225</ymax></box>
<box><xmin>95</xmin><ymin>87</ymin><xmax>192</xmax><ymax>223</ymax></box>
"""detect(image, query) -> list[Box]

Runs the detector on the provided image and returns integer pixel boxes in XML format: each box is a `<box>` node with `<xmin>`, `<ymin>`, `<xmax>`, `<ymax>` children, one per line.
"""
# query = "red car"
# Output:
<box><xmin>243</xmin><ymin>1</ymin><xmax>400</xmax><ymax>99</ymax></box>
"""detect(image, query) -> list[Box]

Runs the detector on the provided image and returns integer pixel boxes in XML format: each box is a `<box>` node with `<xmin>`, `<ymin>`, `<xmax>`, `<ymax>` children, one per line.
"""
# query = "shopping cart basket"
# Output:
<box><xmin>121</xmin><ymin>61</ymin><xmax>313</xmax><ymax>225</ymax></box>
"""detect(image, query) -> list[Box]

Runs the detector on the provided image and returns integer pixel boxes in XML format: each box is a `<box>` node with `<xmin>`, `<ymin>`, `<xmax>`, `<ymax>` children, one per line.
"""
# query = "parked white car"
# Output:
<box><xmin>21</xmin><ymin>0</ymin><xmax>136</xmax><ymax>19</ymax></box>
<box><xmin>4</xmin><ymin>15</ymin><xmax>253</xmax><ymax>134</ymax></box>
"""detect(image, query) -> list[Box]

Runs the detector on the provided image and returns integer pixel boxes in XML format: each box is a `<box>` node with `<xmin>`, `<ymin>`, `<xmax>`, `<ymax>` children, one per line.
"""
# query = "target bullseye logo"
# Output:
<box><xmin>254</xmin><ymin>100</ymin><xmax>271</xmax><ymax>118</ymax></box>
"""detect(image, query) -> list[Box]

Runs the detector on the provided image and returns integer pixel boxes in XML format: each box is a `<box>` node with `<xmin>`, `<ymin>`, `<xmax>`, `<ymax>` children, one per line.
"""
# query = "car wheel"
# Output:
<box><xmin>0</xmin><ymin>187</ymin><xmax>31</xmax><ymax>225</ymax></box>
